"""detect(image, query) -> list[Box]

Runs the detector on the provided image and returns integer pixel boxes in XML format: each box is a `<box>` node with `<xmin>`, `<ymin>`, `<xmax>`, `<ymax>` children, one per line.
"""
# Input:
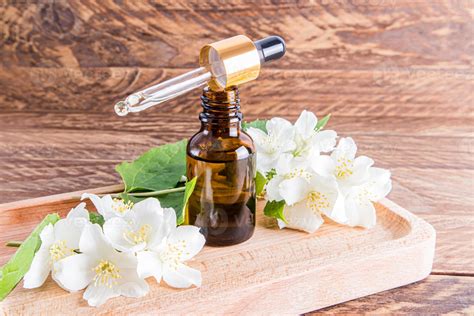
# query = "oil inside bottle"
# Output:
<box><xmin>185</xmin><ymin>86</ymin><xmax>256</xmax><ymax>246</ymax></box>
<box><xmin>186</xmin><ymin>154</ymin><xmax>256</xmax><ymax>246</ymax></box>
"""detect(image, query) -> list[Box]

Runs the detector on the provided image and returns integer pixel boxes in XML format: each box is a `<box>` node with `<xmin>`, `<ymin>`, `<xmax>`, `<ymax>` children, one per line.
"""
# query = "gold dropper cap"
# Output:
<box><xmin>199</xmin><ymin>35</ymin><xmax>261</xmax><ymax>91</ymax></box>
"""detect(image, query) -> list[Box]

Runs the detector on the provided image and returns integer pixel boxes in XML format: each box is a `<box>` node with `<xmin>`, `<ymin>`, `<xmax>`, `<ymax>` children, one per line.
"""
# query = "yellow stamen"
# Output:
<box><xmin>123</xmin><ymin>224</ymin><xmax>151</xmax><ymax>244</ymax></box>
<box><xmin>284</xmin><ymin>168</ymin><xmax>312</xmax><ymax>181</ymax></box>
<box><xmin>335</xmin><ymin>157</ymin><xmax>354</xmax><ymax>180</ymax></box>
<box><xmin>92</xmin><ymin>260</ymin><xmax>121</xmax><ymax>288</ymax></box>
<box><xmin>112</xmin><ymin>198</ymin><xmax>134</xmax><ymax>214</ymax></box>
<box><xmin>306</xmin><ymin>191</ymin><xmax>330</xmax><ymax>214</ymax></box>
<box><xmin>49</xmin><ymin>240</ymin><xmax>74</xmax><ymax>262</ymax></box>
<box><xmin>160</xmin><ymin>240</ymin><xmax>189</xmax><ymax>270</ymax></box>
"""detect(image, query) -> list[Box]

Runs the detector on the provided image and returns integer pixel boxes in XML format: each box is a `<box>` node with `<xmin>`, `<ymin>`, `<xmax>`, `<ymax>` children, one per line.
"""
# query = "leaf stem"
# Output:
<box><xmin>112</xmin><ymin>186</ymin><xmax>186</xmax><ymax>198</ymax></box>
<box><xmin>5</xmin><ymin>242</ymin><xmax>82</xmax><ymax>254</ymax></box>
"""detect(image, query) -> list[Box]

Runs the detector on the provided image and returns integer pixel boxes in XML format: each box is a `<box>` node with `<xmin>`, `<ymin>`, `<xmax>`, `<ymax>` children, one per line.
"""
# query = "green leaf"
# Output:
<box><xmin>89</xmin><ymin>212</ymin><xmax>105</xmax><ymax>226</ymax></box>
<box><xmin>181</xmin><ymin>177</ymin><xmax>197</xmax><ymax>225</ymax></box>
<box><xmin>156</xmin><ymin>177</ymin><xmax>196</xmax><ymax>225</ymax></box>
<box><xmin>120</xmin><ymin>177</ymin><xmax>197</xmax><ymax>226</ymax></box>
<box><xmin>119</xmin><ymin>193</ymin><xmax>142</xmax><ymax>205</ymax></box>
<box><xmin>263</xmin><ymin>200</ymin><xmax>287</xmax><ymax>223</ymax></box>
<box><xmin>242</xmin><ymin>119</ymin><xmax>267</xmax><ymax>133</ymax></box>
<box><xmin>116</xmin><ymin>139</ymin><xmax>187</xmax><ymax>192</ymax></box>
<box><xmin>315</xmin><ymin>113</ymin><xmax>331</xmax><ymax>131</ymax></box>
<box><xmin>121</xmin><ymin>193</ymin><xmax>183</xmax><ymax>224</ymax></box>
<box><xmin>0</xmin><ymin>213</ymin><xmax>60</xmax><ymax>301</ymax></box>
<box><xmin>157</xmin><ymin>192</ymin><xmax>184</xmax><ymax>221</ymax></box>
<box><xmin>266</xmin><ymin>168</ymin><xmax>277</xmax><ymax>181</ymax></box>
<box><xmin>255</xmin><ymin>171</ymin><xmax>267</xmax><ymax>196</ymax></box>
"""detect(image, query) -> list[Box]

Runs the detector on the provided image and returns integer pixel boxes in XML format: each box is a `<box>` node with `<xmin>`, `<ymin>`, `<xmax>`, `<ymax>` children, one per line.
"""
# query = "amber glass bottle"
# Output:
<box><xmin>186</xmin><ymin>86</ymin><xmax>256</xmax><ymax>246</ymax></box>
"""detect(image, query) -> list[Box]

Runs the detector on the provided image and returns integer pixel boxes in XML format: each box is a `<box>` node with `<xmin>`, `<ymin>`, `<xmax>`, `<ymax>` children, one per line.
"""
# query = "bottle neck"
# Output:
<box><xmin>199</xmin><ymin>86</ymin><xmax>242</xmax><ymax>137</ymax></box>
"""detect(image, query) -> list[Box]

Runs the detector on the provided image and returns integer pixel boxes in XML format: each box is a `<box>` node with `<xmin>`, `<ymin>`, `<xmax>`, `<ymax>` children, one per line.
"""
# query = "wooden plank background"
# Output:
<box><xmin>0</xmin><ymin>0</ymin><xmax>473</xmax><ymax>314</ymax></box>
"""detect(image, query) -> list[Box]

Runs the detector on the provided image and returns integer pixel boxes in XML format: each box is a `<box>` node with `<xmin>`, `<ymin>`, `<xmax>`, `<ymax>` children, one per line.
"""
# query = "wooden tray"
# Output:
<box><xmin>0</xmin><ymin>185</ymin><xmax>435</xmax><ymax>314</ymax></box>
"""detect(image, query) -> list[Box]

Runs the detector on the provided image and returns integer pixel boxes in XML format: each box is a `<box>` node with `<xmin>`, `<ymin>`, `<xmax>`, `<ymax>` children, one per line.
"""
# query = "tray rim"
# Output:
<box><xmin>0</xmin><ymin>184</ymin><xmax>125</xmax><ymax>213</ymax></box>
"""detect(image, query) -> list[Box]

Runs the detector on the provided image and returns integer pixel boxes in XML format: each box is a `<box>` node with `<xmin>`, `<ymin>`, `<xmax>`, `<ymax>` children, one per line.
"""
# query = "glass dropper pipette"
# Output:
<box><xmin>114</xmin><ymin>35</ymin><xmax>285</xmax><ymax>116</ymax></box>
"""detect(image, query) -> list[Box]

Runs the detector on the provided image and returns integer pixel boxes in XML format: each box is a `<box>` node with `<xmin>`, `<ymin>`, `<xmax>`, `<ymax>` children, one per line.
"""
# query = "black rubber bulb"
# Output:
<box><xmin>254</xmin><ymin>36</ymin><xmax>286</xmax><ymax>63</ymax></box>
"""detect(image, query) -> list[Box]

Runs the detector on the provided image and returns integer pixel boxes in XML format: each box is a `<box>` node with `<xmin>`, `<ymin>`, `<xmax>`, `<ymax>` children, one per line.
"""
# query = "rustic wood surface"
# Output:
<box><xmin>0</xmin><ymin>0</ymin><xmax>473</xmax><ymax>314</ymax></box>
<box><xmin>0</xmin><ymin>193</ymin><xmax>436</xmax><ymax>314</ymax></box>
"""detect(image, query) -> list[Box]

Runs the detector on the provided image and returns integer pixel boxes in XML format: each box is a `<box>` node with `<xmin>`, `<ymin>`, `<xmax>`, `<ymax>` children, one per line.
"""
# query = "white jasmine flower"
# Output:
<box><xmin>23</xmin><ymin>203</ymin><xmax>90</xmax><ymax>289</ymax></box>
<box><xmin>247</xmin><ymin>117</ymin><xmax>296</xmax><ymax>173</ymax></box>
<box><xmin>82</xmin><ymin>193</ymin><xmax>134</xmax><ymax>220</ymax></box>
<box><xmin>103</xmin><ymin>198</ymin><xmax>175</xmax><ymax>253</ymax></box>
<box><xmin>312</xmin><ymin>137</ymin><xmax>374</xmax><ymax>193</ymax></box>
<box><xmin>54</xmin><ymin>224</ymin><xmax>149</xmax><ymax>307</ymax></box>
<box><xmin>276</xmin><ymin>175</ymin><xmax>339</xmax><ymax>233</ymax></box>
<box><xmin>312</xmin><ymin>137</ymin><xmax>391</xmax><ymax>227</ymax></box>
<box><xmin>266</xmin><ymin>154</ymin><xmax>339</xmax><ymax>233</ymax></box>
<box><xmin>266</xmin><ymin>153</ymin><xmax>313</xmax><ymax>202</ymax></box>
<box><xmin>292</xmin><ymin>110</ymin><xmax>337</xmax><ymax>159</ymax></box>
<box><xmin>336</xmin><ymin>168</ymin><xmax>392</xmax><ymax>228</ymax></box>
<box><xmin>137</xmin><ymin>225</ymin><xmax>205</xmax><ymax>289</ymax></box>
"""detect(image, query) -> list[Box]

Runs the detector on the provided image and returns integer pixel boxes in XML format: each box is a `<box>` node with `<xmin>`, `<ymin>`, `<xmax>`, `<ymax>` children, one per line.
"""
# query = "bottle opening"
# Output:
<box><xmin>199</xmin><ymin>86</ymin><xmax>242</xmax><ymax>126</ymax></box>
<box><xmin>201</xmin><ymin>86</ymin><xmax>240</xmax><ymax>106</ymax></box>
